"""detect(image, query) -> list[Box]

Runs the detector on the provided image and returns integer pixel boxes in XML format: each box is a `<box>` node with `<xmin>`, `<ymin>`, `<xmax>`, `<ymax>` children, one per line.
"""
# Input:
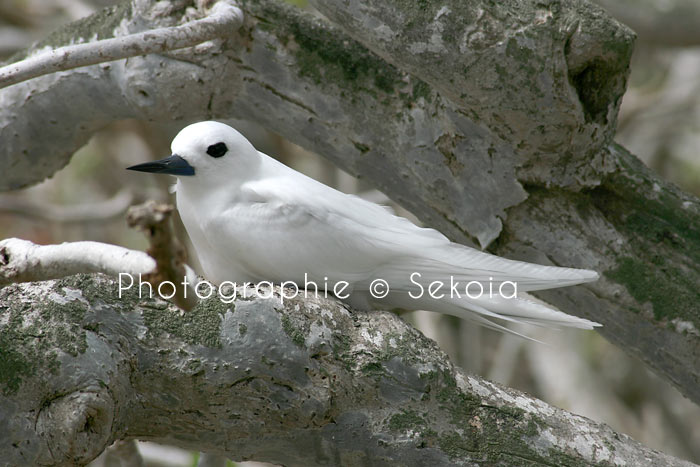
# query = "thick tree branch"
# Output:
<box><xmin>0</xmin><ymin>0</ymin><xmax>698</xmax><ymax>433</ymax></box>
<box><xmin>0</xmin><ymin>0</ymin><xmax>243</xmax><ymax>89</ymax></box>
<box><xmin>491</xmin><ymin>143</ymin><xmax>700</xmax><ymax>403</ymax></box>
<box><xmin>310</xmin><ymin>0</ymin><xmax>634</xmax><ymax>168</ymax></box>
<box><xmin>0</xmin><ymin>272</ymin><xmax>693</xmax><ymax>466</ymax></box>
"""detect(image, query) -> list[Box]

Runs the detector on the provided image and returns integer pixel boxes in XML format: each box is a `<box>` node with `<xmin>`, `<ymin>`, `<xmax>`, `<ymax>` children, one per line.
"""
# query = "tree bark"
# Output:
<box><xmin>0</xmin><ymin>271</ymin><xmax>693</xmax><ymax>466</ymax></box>
<box><xmin>0</xmin><ymin>0</ymin><xmax>699</xmax><ymax>462</ymax></box>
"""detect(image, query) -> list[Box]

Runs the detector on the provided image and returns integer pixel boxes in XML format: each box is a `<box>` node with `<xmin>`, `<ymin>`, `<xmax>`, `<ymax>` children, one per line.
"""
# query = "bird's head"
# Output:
<box><xmin>127</xmin><ymin>121</ymin><xmax>259</xmax><ymax>182</ymax></box>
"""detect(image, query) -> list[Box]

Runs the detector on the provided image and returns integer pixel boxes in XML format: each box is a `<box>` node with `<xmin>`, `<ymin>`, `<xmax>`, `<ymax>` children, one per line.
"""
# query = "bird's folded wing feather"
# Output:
<box><xmin>206</xmin><ymin>177</ymin><xmax>597</xmax><ymax>292</ymax></box>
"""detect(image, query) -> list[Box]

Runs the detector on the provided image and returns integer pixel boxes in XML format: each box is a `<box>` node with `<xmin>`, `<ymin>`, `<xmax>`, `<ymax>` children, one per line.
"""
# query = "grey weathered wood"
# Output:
<box><xmin>0</xmin><ymin>0</ymin><xmax>699</xmax><ymax>462</ymax></box>
<box><xmin>0</xmin><ymin>275</ymin><xmax>692</xmax><ymax>466</ymax></box>
<box><xmin>310</xmin><ymin>0</ymin><xmax>634</xmax><ymax>175</ymax></box>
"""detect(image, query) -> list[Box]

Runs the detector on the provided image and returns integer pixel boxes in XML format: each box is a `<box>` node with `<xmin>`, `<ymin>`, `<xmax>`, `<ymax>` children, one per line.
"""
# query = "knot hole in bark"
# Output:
<box><xmin>569</xmin><ymin>58</ymin><xmax>619</xmax><ymax>125</ymax></box>
<box><xmin>564</xmin><ymin>18</ymin><xmax>634</xmax><ymax>126</ymax></box>
<box><xmin>36</xmin><ymin>388</ymin><xmax>115</xmax><ymax>466</ymax></box>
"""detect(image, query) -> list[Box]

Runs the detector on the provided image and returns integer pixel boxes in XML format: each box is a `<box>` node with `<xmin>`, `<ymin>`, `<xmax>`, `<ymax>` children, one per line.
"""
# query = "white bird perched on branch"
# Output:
<box><xmin>128</xmin><ymin>121</ymin><xmax>600</xmax><ymax>333</ymax></box>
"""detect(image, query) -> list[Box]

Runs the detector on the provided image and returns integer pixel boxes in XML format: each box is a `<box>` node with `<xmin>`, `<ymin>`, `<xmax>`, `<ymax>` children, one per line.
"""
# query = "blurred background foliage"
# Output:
<box><xmin>1</xmin><ymin>0</ymin><xmax>699</xmax><ymax>465</ymax></box>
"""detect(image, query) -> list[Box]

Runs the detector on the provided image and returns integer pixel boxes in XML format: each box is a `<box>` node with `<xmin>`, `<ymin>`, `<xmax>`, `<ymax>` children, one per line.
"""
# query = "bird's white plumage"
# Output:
<box><xmin>168</xmin><ymin>121</ymin><xmax>600</xmax><ymax>331</ymax></box>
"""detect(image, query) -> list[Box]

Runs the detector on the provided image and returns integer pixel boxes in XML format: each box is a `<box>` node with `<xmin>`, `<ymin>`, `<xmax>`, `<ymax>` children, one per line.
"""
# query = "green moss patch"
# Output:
<box><xmin>0</xmin><ymin>276</ymin><xmax>97</xmax><ymax>396</ymax></box>
<box><xmin>590</xmin><ymin>147</ymin><xmax>700</xmax><ymax>324</ymax></box>
<box><xmin>605</xmin><ymin>256</ymin><xmax>699</xmax><ymax>321</ymax></box>
<box><xmin>140</xmin><ymin>295</ymin><xmax>229</xmax><ymax>348</ymax></box>
<box><xmin>250</xmin><ymin>0</ymin><xmax>441</xmax><ymax>109</ymax></box>
<box><xmin>413</xmin><ymin>369</ymin><xmax>591</xmax><ymax>464</ymax></box>
<box><xmin>388</xmin><ymin>409</ymin><xmax>426</xmax><ymax>433</ymax></box>
<box><xmin>280</xmin><ymin>314</ymin><xmax>306</xmax><ymax>347</ymax></box>
<box><xmin>257</xmin><ymin>1</ymin><xmax>402</xmax><ymax>95</ymax></box>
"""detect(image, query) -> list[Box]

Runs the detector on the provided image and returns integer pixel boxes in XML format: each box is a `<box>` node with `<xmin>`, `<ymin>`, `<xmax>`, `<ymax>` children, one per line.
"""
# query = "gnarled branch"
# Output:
<box><xmin>0</xmin><ymin>268</ymin><xmax>692</xmax><ymax>466</ymax></box>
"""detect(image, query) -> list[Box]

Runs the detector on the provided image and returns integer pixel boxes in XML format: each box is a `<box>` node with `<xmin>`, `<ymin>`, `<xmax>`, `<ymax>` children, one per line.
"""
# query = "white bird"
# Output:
<box><xmin>128</xmin><ymin>121</ymin><xmax>600</xmax><ymax>333</ymax></box>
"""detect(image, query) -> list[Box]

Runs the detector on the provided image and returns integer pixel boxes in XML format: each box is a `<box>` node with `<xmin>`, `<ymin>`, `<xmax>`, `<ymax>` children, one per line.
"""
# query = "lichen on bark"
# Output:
<box><xmin>0</xmin><ymin>275</ymin><xmax>691</xmax><ymax>466</ymax></box>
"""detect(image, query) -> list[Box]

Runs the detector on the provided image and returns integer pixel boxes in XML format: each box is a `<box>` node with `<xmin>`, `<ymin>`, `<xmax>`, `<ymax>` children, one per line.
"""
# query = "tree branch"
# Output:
<box><xmin>0</xmin><ymin>188</ymin><xmax>133</xmax><ymax>223</ymax></box>
<box><xmin>0</xmin><ymin>0</ymin><xmax>243</xmax><ymax>89</ymax></box>
<box><xmin>1</xmin><ymin>0</ymin><xmax>699</xmax><ymax>436</ymax></box>
<box><xmin>0</xmin><ymin>237</ymin><xmax>154</xmax><ymax>286</ymax></box>
<box><xmin>310</xmin><ymin>0</ymin><xmax>634</xmax><ymax>166</ymax></box>
<box><xmin>0</xmin><ymin>270</ymin><xmax>693</xmax><ymax>466</ymax></box>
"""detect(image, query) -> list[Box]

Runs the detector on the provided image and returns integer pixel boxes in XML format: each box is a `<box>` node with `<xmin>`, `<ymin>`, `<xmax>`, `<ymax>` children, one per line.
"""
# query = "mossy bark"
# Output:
<box><xmin>0</xmin><ymin>0</ymin><xmax>699</xmax><ymax>457</ymax></box>
<box><xmin>0</xmin><ymin>275</ymin><xmax>692</xmax><ymax>466</ymax></box>
<box><xmin>491</xmin><ymin>144</ymin><xmax>700</xmax><ymax>403</ymax></box>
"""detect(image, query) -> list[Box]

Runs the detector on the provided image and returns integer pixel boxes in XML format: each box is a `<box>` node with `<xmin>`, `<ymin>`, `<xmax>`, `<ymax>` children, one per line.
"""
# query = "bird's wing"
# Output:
<box><xmin>365</xmin><ymin>243</ymin><xmax>598</xmax><ymax>293</ymax></box>
<box><xmin>223</xmin><ymin>176</ymin><xmax>596</xmax><ymax>291</ymax></box>
<box><xmin>204</xmin><ymin>177</ymin><xmax>449</xmax><ymax>285</ymax></box>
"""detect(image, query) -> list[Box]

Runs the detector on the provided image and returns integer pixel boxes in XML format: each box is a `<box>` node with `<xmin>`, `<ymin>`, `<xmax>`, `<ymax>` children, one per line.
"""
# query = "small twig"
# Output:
<box><xmin>0</xmin><ymin>0</ymin><xmax>244</xmax><ymax>90</ymax></box>
<box><xmin>0</xmin><ymin>189</ymin><xmax>133</xmax><ymax>223</ymax></box>
<box><xmin>126</xmin><ymin>200</ymin><xmax>198</xmax><ymax>311</ymax></box>
<box><xmin>0</xmin><ymin>201</ymin><xmax>198</xmax><ymax>310</ymax></box>
<box><xmin>0</xmin><ymin>238</ymin><xmax>155</xmax><ymax>286</ymax></box>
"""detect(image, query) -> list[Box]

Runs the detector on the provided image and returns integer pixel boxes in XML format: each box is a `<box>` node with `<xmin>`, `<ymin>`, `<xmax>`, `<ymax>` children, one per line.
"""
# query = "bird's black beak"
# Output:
<box><xmin>126</xmin><ymin>154</ymin><xmax>195</xmax><ymax>176</ymax></box>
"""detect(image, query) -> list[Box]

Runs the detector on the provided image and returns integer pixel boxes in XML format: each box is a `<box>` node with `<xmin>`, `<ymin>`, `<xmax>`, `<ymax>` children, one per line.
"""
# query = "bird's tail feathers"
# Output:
<box><xmin>400</xmin><ymin>292</ymin><xmax>600</xmax><ymax>339</ymax></box>
<box><xmin>411</xmin><ymin>245</ymin><xmax>599</xmax><ymax>292</ymax></box>
<box><xmin>458</xmin><ymin>311</ymin><xmax>549</xmax><ymax>344</ymax></box>
<box><xmin>466</xmin><ymin>294</ymin><xmax>600</xmax><ymax>330</ymax></box>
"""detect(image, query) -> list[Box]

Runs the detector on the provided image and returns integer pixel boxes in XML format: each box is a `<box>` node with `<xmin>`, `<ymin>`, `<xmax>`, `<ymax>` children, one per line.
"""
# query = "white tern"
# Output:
<box><xmin>128</xmin><ymin>121</ymin><xmax>600</xmax><ymax>333</ymax></box>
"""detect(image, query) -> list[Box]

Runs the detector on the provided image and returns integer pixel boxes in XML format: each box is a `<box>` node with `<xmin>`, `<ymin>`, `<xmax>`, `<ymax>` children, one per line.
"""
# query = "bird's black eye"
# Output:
<box><xmin>206</xmin><ymin>142</ymin><xmax>228</xmax><ymax>158</ymax></box>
